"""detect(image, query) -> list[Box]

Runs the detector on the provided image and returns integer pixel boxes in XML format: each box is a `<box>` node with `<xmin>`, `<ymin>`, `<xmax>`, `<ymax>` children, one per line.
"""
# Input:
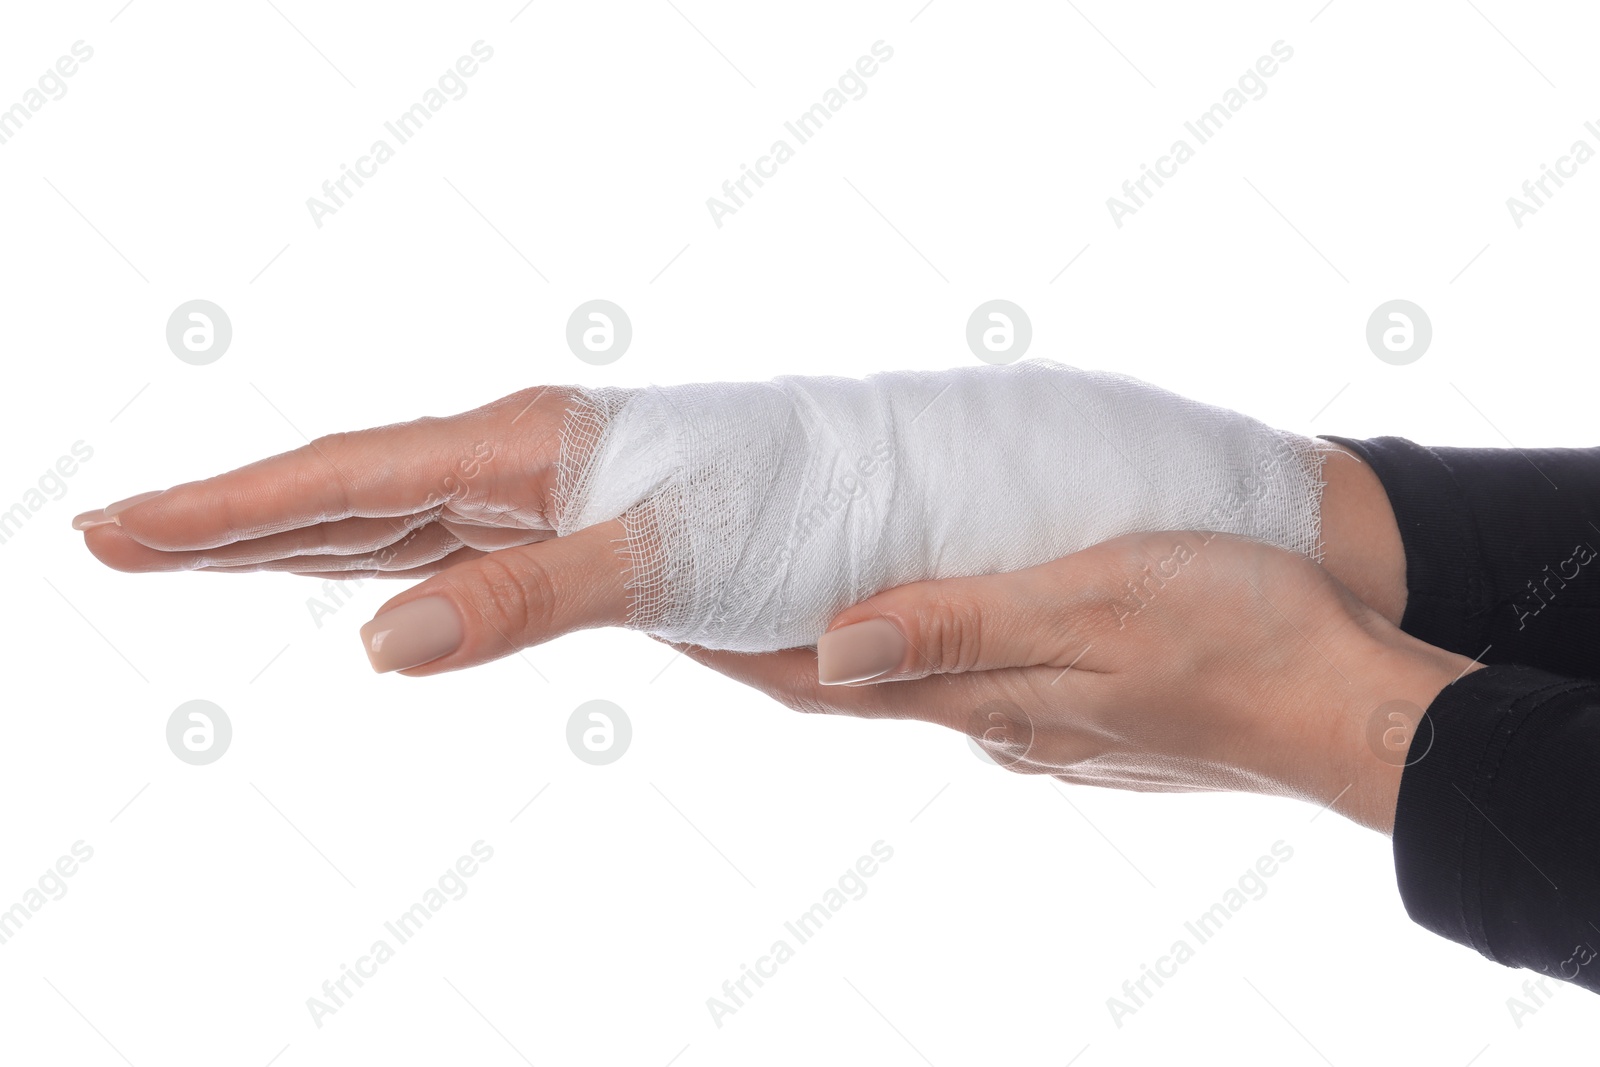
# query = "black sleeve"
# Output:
<box><xmin>1319</xmin><ymin>436</ymin><xmax>1600</xmax><ymax>989</ymax></box>
<box><xmin>1319</xmin><ymin>435</ymin><xmax>1600</xmax><ymax>678</ymax></box>
<box><xmin>1392</xmin><ymin>663</ymin><xmax>1600</xmax><ymax>992</ymax></box>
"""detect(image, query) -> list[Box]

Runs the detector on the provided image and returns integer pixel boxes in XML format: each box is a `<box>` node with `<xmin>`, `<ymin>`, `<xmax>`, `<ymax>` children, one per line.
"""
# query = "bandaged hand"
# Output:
<box><xmin>74</xmin><ymin>361</ymin><xmax>1383</xmax><ymax>673</ymax></box>
<box><xmin>557</xmin><ymin>360</ymin><xmax>1330</xmax><ymax>650</ymax></box>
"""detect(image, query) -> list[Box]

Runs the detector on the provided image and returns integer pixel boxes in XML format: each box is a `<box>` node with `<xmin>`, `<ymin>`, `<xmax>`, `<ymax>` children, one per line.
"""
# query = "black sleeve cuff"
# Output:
<box><xmin>1321</xmin><ymin>435</ymin><xmax>1600</xmax><ymax>679</ymax></box>
<box><xmin>1394</xmin><ymin>662</ymin><xmax>1600</xmax><ymax>988</ymax></box>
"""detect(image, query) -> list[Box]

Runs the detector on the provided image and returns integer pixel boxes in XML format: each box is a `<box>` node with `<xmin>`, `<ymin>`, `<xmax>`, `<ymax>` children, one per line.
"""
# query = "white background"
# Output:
<box><xmin>2</xmin><ymin>1</ymin><xmax>1597</xmax><ymax>1064</ymax></box>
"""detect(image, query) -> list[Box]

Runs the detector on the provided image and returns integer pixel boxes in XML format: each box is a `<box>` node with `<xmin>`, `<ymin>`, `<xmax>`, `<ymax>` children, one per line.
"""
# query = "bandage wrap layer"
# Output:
<box><xmin>554</xmin><ymin>360</ymin><xmax>1328</xmax><ymax>652</ymax></box>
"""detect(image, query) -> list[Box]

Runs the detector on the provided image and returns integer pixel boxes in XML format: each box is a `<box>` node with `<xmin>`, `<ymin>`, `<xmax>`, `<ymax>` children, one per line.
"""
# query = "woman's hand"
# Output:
<box><xmin>71</xmin><ymin>386</ymin><xmax>632</xmax><ymax>675</ymax></box>
<box><xmin>666</xmin><ymin>531</ymin><xmax>1477</xmax><ymax>833</ymax></box>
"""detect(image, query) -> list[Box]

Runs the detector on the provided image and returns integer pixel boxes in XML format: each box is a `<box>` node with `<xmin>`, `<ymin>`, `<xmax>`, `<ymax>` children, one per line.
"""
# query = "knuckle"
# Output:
<box><xmin>301</xmin><ymin>432</ymin><xmax>356</xmax><ymax>518</ymax></box>
<box><xmin>308</xmin><ymin>429</ymin><xmax>349</xmax><ymax>451</ymax></box>
<box><xmin>912</xmin><ymin>593</ymin><xmax>986</xmax><ymax>675</ymax></box>
<box><xmin>469</xmin><ymin>551</ymin><xmax>557</xmax><ymax>640</ymax></box>
<box><xmin>306</xmin><ymin>430</ymin><xmax>355</xmax><ymax>470</ymax></box>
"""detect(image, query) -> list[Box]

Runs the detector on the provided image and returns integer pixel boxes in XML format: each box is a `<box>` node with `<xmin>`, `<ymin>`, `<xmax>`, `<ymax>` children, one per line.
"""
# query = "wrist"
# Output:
<box><xmin>1321</xmin><ymin>626</ymin><xmax>1480</xmax><ymax>833</ymax></box>
<box><xmin>1317</xmin><ymin>445</ymin><xmax>1408</xmax><ymax>626</ymax></box>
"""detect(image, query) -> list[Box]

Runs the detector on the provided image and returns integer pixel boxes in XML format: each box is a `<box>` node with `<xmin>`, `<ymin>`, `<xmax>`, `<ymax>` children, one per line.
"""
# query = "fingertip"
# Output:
<box><xmin>79</xmin><ymin>523</ymin><xmax>169</xmax><ymax>572</ymax></box>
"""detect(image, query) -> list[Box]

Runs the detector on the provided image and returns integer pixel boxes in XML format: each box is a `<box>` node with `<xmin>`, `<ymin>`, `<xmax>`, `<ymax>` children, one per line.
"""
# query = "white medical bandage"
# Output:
<box><xmin>554</xmin><ymin>360</ymin><xmax>1327</xmax><ymax>653</ymax></box>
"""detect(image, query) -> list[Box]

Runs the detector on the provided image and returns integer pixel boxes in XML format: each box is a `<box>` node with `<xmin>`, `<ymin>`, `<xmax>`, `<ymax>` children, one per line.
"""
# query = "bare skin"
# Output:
<box><xmin>73</xmin><ymin>385</ymin><xmax>1444</xmax><ymax>830</ymax></box>
<box><xmin>1317</xmin><ymin>444</ymin><xmax>1408</xmax><ymax>625</ymax></box>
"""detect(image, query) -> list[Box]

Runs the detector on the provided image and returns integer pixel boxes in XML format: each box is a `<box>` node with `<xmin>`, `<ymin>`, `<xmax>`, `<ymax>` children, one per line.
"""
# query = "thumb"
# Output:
<box><xmin>816</xmin><ymin>564</ymin><xmax>1089</xmax><ymax>686</ymax></box>
<box><xmin>359</xmin><ymin>519</ymin><xmax>629</xmax><ymax>675</ymax></box>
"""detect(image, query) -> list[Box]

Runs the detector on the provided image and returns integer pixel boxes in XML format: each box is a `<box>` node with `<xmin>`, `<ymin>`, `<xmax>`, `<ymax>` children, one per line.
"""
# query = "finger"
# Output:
<box><xmin>666</xmin><ymin>639</ymin><xmax>1037</xmax><ymax>732</ymax></box>
<box><xmin>436</xmin><ymin>518</ymin><xmax>553</xmax><ymax>552</ymax></box>
<box><xmin>1052</xmin><ymin>774</ymin><xmax>1209</xmax><ymax>794</ymax></box>
<box><xmin>84</xmin><ymin>426</ymin><xmax>451</xmax><ymax>550</ymax></box>
<box><xmin>815</xmin><ymin>559</ymin><xmax>1113</xmax><ymax>686</ymax></box>
<box><xmin>87</xmin><ymin>503</ymin><xmax>555</xmax><ymax>575</ymax></box>
<box><xmin>292</xmin><ymin>546</ymin><xmax>491</xmax><ymax>580</ymax></box>
<box><xmin>200</xmin><ymin>522</ymin><xmax>464</xmax><ymax>574</ymax></box>
<box><xmin>83</xmin><ymin>511</ymin><xmax>445</xmax><ymax>572</ymax></box>
<box><xmin>79</xmin><ymin>393</ymin><xmax>553</xmax><ymax>552</ymax></box>
<box><xmin>359</xmin><ymin>519</ymin><xmax>629</xmax><ymax>676</ymax></box>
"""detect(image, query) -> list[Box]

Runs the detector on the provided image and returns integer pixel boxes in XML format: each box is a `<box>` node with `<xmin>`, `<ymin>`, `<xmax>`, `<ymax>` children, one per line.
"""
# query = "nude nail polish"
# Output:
<box><xmin>71</xmin><ymin>509</ymin><xmax>116</xmax><ymax>530</ymax></box>
<box><xmin>103</xmin><ymin>490</ymin><xmax>166</xmax><ymax>521</ymax></box>
<box><xmin>360</xmin><ymin>597</ymin><xmax>463</xmax><ymax>673</ymax></box>
<box><xmin>818</xmin><ymin>618</ymin><xmax>907</xmax><ymax>685</ymax></box>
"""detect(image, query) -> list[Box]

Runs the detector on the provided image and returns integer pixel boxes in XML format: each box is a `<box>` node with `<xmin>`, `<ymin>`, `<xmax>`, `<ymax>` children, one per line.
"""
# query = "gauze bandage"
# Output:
<box><xmin>555</xmin><ymin>360</ymin><xmax>1327</xmax><ymax>652</ymax></box>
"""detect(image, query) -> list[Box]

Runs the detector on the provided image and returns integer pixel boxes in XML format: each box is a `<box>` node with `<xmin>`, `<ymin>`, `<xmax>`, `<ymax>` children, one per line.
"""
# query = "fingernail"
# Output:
<box><xmin>103</xmin><ymin>490</ymin><xmax>166</xmax><ymax>522</ymax></box>
<box><xmin>818</xmin><ymin>618</ymin><xmax>907</xmax><ymax>685</ymax></box>
<box><xmin>74</xmin><ymin>490</ymin><xmax>163</xmax><ymax>530</ymax></box>
<box><xmin>72</xmin><ymin>509</ymin><xmax>116</xmax><ymax>530</ymax></box>
<box><xmin>360</xmin><ymin>596</ymin><xmax>463</xmax><ymax>673</ymax></box>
